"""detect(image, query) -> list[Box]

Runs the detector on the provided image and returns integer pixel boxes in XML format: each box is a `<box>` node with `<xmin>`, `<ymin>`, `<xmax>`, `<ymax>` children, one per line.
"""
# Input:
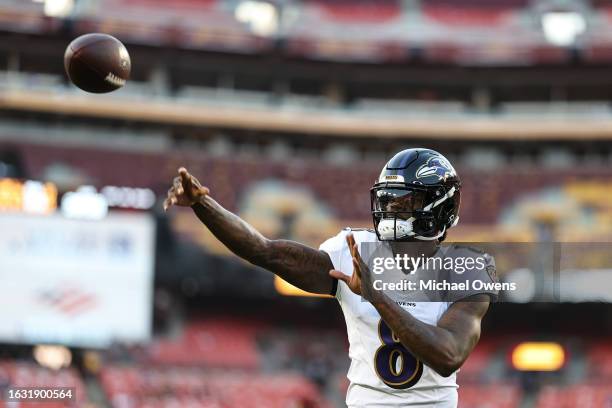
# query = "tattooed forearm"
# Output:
<box><xmin>372</xmin><ymin>294</ymin><xmax>489</xmax><ymax>377</ymax></box>
<box><xmin>191</xmin><ymin>196</ymin><xmax>334</xmax><ymax>294</ymax></box>
<box><xmin>259</xmin><ymin>240</ymin><xmax>335</xmax><ymax>294</ymax></box>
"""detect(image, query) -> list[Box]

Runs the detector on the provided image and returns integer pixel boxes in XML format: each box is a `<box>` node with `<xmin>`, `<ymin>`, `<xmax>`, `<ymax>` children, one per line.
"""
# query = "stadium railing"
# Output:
<box><xmin>5</xmin><ymin>71</ymin><xmax>612</xmax><ymax>140</ymax></box>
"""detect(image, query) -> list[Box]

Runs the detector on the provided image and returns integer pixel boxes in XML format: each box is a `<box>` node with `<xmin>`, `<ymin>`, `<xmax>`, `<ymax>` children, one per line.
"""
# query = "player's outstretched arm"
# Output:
<box><xmin>164</xmin><ymin>167</ymin><xmax>335</xmax><ymax>295</ymax></box>
<box><xmin>330</xmin><ymin>233</ymin><xmax>490</xmax><ymax>377</ymax></box>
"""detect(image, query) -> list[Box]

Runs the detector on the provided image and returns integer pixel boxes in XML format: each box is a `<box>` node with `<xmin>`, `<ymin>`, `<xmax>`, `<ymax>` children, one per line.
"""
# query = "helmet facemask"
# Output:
<box><xmin>371</xmin><ymin>185</ymin><xmax>458</xmax><ymax>241</ymax></box>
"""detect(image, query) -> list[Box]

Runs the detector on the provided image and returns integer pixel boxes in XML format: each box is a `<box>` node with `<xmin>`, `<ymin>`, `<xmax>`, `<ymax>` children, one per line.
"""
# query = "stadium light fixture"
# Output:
<box><xmin>0</xmin><ymin>178</ymin><xmax>57</xmax><ymax>214</ymax></box>
<box><xmin>33</xmin><ymin>345</ymin><xmax>72</xmax><ymax>371</ymax></box>
<box><xmin>235</xmin><ymin>1</ymin><xmax>279</xmax><ymax>37</ymax></box>
<box><xmin>541</xmin><ymin>11</ymin><xmax>586</xmax><ymax>47</ymax></box>
<box><xmin>101</xmin><ymin>185</ymin><xmax>156</xmax><ymax>210</ymax></box>
<box><xmin>43</xmin><ymin>0</ymin><xmax>74</xmax><ymax>18</ymax></box>
<box><xmin>511</xmin><ymin>342</ymin><xmax>565</xmax><ymax>371</ymax></box>
<box><xmin>61</xmin><ymin>185</ymin><xmax>108</xmax><ymax>220</ymax></box>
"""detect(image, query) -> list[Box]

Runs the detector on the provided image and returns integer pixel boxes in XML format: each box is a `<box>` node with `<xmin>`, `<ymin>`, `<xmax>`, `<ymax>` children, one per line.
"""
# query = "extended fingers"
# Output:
<box><xmin>178</xmin><ymin>167</ymin><xmax>211</xmax><ymax>198</ymax></box>
<box><xmin>352</xmin><ymin>243</ymin><xmax>365</xmax><ymax>265</ymax></box>
<box><xmin>178</xmin><ymin>167</ymin><xmax>193</xmax><ymax>191</ymax></box>
<box><xmin>345</xmin><ymin>233</ymin><xmax>364</xmax><ymax>265</ymax></box>
<box><xmin>352</xmin><ymin>257</ymin><xmax>363</xmax><ymax>279</ymax></box>
<box><xmin>163</xmin><ymin>189</ymin><xmax>177</xmax><ymax>211</ymax></box>
<box><xmin>345</xmin><ymin>233</ymin><xmax>357</xmax><ymax>257</ymax></box>
<box><xmin>164</xmin><ymin>180</ymin><xmax>181</xmax><ymax>209</ymax></box>
<box><xmin>173</xmin><ymin>176</ymin><xmax>183</xmax><ymax>195</ymax></box>
<box><xmin>346</xmin><ymin>233</ymin><xmax>355</xmax><ymax>248</ymax></box>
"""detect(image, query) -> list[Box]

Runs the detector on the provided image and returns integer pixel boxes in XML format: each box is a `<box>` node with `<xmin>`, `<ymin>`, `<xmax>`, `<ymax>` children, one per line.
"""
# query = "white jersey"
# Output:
<box><xmin>319</xmin><ymin>229</ymin><xmax>496</xmax><ymax>408</ymax></box>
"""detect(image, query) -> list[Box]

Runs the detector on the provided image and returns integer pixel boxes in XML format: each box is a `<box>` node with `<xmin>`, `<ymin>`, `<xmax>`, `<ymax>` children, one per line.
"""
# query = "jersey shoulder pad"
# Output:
<box><xmin>319</xmin><ymin>229</ymin><xmax>350</xmax><ymax>252</ymax></box>
<box><xmin>447</xmin><ymin>244</ymin><xmax>494</xmax><ymax>262</ymax></box>
<box><xmin>450</xmin><ymin>244</ymin><xmax>485</xmax><ymax>254</ymax></box>
<box><xmin>320</xmin><ymin>228</ymin><xmax>376</xmax><ymax>252</ymax></box>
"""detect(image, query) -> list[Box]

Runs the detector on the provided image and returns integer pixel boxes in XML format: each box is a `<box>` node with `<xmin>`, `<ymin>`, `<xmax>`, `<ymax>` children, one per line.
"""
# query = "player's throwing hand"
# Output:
<box><xmin>163</xmin><ymin>167</ymin><xmax>210</xmax><ymax>211</ymax></box>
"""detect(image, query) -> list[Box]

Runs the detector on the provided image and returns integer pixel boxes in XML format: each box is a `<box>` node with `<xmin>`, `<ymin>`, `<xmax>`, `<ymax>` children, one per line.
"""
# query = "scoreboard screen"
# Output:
<box><xmin>0</xmin><ymin>212</ymin><xmax>155</xmax><ymax>348</ymax></box>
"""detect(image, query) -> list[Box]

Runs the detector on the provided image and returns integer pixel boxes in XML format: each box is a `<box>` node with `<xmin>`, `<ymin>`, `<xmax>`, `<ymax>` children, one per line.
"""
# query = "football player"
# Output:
<box><xmin>164</xmin><ymin>148</ymin><xmax>496</xmax><ymax>407</ymax></box>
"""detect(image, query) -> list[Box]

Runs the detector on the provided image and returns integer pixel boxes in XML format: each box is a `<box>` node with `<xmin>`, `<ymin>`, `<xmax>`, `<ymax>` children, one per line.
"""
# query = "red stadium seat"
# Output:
<box><xmin>148</xmin><ymin>319</ymin><xmax>262</xmax><ymax>369</ymax></box>
<box><xmin>307</xmin><ymin>0</ymin><xmax>402</xmax><ymax>23</ymax></box>
<box><xmin>0</xmin><ymin>361</ymin><xmax>86</xmax><ymax>407</ymax></box>
<box><xmin>423</xmin><ymin>5</ymin><xmax>514</xmax><ymax>26</ymax></box>
<box><xmin>536</xmin><ymin>384</ymin><xmax>612</xmax><ymax>408</ymax></box>
<box><xmin>459</xmin><ymin>383</ymin><xmax>522</xmax><ymax>408</ymax></box>
<box><xmin>124</xmin><ymin>0</ymin><xmax>217</xmax><ymax>9</ymax></box>
<box><xmin>592</xmin><ymin>0</ymin><xmax>612</xmax><ymax>9</ymax></box>
<box><xmin>421</xmin><ymin>0</ymin><xmax>527</xmax><ymax>26</ymax></box>
<box><xmin>587</xmin><ymin>341</ymin><xmax>612</xmax><ymax>379</ymax></box>
<box><xmin>459</xmin><ymin>337</ymin><xmax>500</xmax><ymax>380</ymax></box>
<box><xmin>14</xmin><ymin>142</ymin><xmax>612</xmax><ymax>230</ymax></box>
<box><xmin>99</xmin><ymin>365</ymin><xmax>330</xmax><ymax>408</ymax></box>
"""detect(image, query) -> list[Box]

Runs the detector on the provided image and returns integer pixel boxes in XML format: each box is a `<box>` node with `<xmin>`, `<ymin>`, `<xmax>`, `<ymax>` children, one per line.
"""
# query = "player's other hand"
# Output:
<box><xmin>163</xmin><ymin>167</ymin><xmax>210</xmax><ymax>211</ymax></box>
<box><xmin>329</xmin><ymin>233</ymin><xmax>371</xmax><ymax>299</ymax></box>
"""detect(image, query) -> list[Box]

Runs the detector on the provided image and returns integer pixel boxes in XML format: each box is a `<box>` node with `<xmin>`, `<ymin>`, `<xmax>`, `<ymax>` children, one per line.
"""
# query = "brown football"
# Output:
<box><xmin>64</xmin><ymin>33</ymin><xmax>131</xmax><ymax>93</ymax></box>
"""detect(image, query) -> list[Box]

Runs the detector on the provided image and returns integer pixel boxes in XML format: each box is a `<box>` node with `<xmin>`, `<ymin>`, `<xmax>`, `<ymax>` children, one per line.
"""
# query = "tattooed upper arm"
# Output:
<box><xmin>256</xmin><ymin>239</ymin><xmax>335</xmax><ymax>295</ymax></box>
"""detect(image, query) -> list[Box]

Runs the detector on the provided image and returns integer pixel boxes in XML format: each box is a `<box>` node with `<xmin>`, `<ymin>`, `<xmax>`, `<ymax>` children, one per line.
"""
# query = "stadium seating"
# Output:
<box><xmin>124</xmin><ymin>0</ymin><xmax>217</xmax><ymax>8</ymax></box>
<box><xmin>305</xmin><ymin>0</ymin><xmax>402</xmax><ymax>23</ymax></box>
<box><xmin>422</xmin><ymin>6</ymin><xmax>515</xmax><ymax>26</ymax></box>
<box><xmin>0</xmin><ymin>0</ymin><xmax>62</xmax><ymax>34</ymax></box>
<box><xmin>457</xmin><ymin>338</ymin><xmax>500</xmax><ymax>381</ymax></box>
<box><xmin>0</xmin><ymin>0</ymin><xmax>606</xmax><ymax>64</ymax></box>
<box><xmin>586</xmin><ymin>341</ymin><xmax>612</xmax><ymax>379</ymax></box>
<box><xmin>12</xmin><ymin>141</ymin><xmax>612</xmax><ymax>228</ymax></box>
<box><xmin>147</xmin><ymin>319</ymin><xmax>262</xmax><ymax>368</ymax></box>
<box><xmin>0</xmin><ymin>403</ymin><xmax>76</xmax><ymax>408</ymax></box>
<box><xmin>592</xmin><ymin>0</ymin><xmax>612</xmax><ymax>9</ymax></box>
<box><xmin>536</xmin><ymin>384</ymin><xmax>612</xmax><ymax>408</ymax></box>
<box><xmin>100</xmin><ymin>365</ymin><xmax>330</xmax><ymax>408</ymax></box>
<box><xmin>421</xmin><ymin>0</ymin><xmax>527</xmax><ymax>26</ymax></box>
<box><xmin>458</xmin><ymin>383</ymin><xmax>521</xmax><ymax>408</ymax></box>
<box><xmin>74</xmin><ymin>0</ymin><xmax>263</xmax><ymax>53</ymax></box>
<box><xmin>0</xmin><ymin>361</ymin><xmax>86</xmax><ymax>407</ymax></box>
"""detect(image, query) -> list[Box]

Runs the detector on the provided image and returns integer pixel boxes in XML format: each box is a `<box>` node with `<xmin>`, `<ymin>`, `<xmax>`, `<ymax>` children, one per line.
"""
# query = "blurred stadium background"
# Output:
<box><xmin>1</xmin><ymin>0</ymin><xmax>612</xmax><ymax>407</ymax></box>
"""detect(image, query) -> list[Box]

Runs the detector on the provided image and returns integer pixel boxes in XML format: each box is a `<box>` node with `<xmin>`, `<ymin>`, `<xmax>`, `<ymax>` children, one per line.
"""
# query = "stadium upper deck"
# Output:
<box><xmin>1</xmin><ymin>0</ymin><xmax>612</xmax><ymax>64</ymax></box>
